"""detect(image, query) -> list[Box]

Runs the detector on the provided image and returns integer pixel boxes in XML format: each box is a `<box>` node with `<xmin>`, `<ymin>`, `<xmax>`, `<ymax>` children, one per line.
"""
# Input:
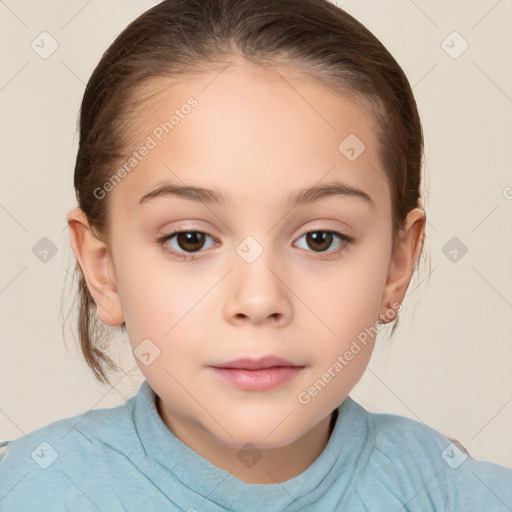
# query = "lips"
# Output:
<box><xmin>210</xmin><ymin>355</ymin><xmax>301</xmax><ymax>370</ymax></box>
<box><xmin>208</xmin><ymin>355</ymin><xmax>305</xmax><ymax>391</ymax></box>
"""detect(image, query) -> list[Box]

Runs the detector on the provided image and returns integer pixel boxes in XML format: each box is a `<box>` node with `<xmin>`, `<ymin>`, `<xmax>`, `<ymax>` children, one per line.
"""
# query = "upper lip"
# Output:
<box><xmin>210</xmin><ymin>356</ymin><xmax>303</xmax><ymax>370</ymax></box>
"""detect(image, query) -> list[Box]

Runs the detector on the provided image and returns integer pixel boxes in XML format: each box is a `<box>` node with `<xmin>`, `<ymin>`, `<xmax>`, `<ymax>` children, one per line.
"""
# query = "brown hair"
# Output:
<box><xmin>66</xmin><ymin>0</ymin><xmax>428</xmax><ymax>385</ymax></box>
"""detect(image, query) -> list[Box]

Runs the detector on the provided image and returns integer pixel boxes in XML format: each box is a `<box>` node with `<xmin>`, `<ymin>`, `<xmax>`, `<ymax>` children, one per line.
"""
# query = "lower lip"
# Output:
<box><xmin>209</xmin><ymin>366</ymin><xmax>304</xmax><ymax>391</ymax></box>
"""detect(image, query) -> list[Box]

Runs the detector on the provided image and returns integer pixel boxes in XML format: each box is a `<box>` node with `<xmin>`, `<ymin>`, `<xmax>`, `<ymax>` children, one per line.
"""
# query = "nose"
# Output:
<box><xmin>222</xmin><ymin>255</ymin><xmax>293</xmax><ymax>327</ymax></box>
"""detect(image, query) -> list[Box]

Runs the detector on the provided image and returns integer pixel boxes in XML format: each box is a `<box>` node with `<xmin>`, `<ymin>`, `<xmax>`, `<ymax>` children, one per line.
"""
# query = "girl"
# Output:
<box><xmin>1</xmin><ymin>0</ymin><xmax>511</xmax><ymax>510</ymax></box>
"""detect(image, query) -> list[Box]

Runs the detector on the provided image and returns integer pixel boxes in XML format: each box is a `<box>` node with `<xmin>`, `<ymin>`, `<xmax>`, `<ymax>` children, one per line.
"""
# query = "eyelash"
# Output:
<box><xmin>155</xmin><ymin>227</ymin><xmax>354</xmax><ymax>262</ymax></box>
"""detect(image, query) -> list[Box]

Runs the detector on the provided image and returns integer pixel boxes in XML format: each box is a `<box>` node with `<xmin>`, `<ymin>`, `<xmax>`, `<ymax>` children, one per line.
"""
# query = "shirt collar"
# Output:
<box><xmin>131</xmin><ymin>379</ymin><xmax>372</xmax><ymax>510</ymax></box>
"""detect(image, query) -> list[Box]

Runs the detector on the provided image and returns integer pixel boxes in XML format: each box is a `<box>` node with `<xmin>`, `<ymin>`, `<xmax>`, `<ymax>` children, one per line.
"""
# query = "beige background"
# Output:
<box><xmin>1</xmin><ymin>0</ymin><xmax>511</xmax><ymax>467</ymax></box>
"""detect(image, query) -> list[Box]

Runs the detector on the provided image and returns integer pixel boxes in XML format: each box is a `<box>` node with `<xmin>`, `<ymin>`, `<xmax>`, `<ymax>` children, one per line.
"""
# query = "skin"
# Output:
<box><xmin>67</xmin><ymin>60</ymin><xmax>425</xmax><ymax>484</ymax></box>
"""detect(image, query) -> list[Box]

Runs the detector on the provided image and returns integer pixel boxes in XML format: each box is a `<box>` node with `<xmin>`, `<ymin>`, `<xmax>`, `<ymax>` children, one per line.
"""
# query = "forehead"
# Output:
<box><xmin>108</xmin><ymin>60</ymin><xmax>390</xmax><ymax>217</ymax></box>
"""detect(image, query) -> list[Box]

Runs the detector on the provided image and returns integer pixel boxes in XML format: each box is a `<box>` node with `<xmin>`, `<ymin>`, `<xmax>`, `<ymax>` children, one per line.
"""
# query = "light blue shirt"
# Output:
<box><xmin>1</xmin><ymin>379</ymin><xmax>511</xmax><ymax>511</ymax></box>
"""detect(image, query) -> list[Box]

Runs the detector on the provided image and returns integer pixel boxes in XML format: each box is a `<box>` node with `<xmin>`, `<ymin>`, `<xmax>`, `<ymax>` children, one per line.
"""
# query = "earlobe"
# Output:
<box><xmin>66</xmin><ymin>207</ymin><xmax>124</xmax><ymax>327</ymax></box>
<box><xmin>378</xmin><ymin>208</ymin><xmax>426</xmax><ymax>323</ymax></box>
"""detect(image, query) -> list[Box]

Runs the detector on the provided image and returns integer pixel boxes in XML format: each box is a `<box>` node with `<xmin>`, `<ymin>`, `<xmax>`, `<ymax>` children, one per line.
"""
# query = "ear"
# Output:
<box><xmin>378</xmin><ymin>207</ymin><xmax>426</xmax><ymax>323</ymax></box>
<box><xmin>66</xmin><ymin>207</ymin><xmax>124</xmax><ymax>327</ymax></box>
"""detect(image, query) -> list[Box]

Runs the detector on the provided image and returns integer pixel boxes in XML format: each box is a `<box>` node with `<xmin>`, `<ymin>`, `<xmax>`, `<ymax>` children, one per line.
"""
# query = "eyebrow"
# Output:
<box><xmin>137</xmin><ymin>180</ymin><xmax>375</xmax><ymax>209</ymax></box>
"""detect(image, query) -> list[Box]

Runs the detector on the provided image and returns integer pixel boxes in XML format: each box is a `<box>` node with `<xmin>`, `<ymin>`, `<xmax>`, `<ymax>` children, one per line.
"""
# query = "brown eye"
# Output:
<box><xmin>175</xmin><ymin>232</ymin><xmax>207</xmax><ymax>252</ymax></box>
<box><xmin>294</xmin><ymin>229</ymin><xmax>353</xmax><ymax>258</ymax></box>
<box><xmin>157</xmin><ymin>230</ymin><xmax>218</xmax><ymax>260</ymax></box>
<box><xmin>305</xmin><ymin>231</ymin><xmax>333</xmax><ymax>252</ymax></box>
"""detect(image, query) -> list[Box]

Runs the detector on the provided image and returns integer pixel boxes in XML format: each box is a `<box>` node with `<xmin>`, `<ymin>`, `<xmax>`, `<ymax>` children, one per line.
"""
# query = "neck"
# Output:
<box><xmin>156</xmin><ymin>397</ymin><xmax>338</xmax><ymax>484</ymax></box>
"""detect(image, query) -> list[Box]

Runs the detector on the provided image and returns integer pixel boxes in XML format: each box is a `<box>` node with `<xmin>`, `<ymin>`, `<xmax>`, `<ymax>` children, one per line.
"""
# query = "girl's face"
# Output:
<box><xmin>73</xmin><ymin>61</ymin><xmax>424</xmax><ymax>465</ymax></box>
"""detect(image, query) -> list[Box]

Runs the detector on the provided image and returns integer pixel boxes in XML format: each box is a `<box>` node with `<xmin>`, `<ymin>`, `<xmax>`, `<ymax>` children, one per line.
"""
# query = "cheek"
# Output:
<box><xmin>115</xmin><ymin>254</ymin><xmax>213</xmax><ymax>356</ymax></box>
<box><xmin>114</xmin><ymin>250</ymin><xmax>173</xmax><ymax>340</ymax></box>
<box><xmin>295</xmin><ymin>240</ymin><xmax>390</xmax><ymax>388</ymax></box>
<box><xmin>301</xmin><ymin>253</ymin><xmax>388</xmax><ymax>337</ymax></box>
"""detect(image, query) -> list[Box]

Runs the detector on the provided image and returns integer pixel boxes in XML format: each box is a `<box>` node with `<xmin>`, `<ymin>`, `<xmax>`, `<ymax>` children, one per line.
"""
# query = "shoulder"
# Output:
<box><xmin>0</xmin><ymin>395</ymin><xmax>136</xmax><ymax>465</ymax></box>
<box><xmin>0</xmin><ymin>393</ymin><xmax>139</xmax><ymax>510</ymax></box>
<box><xmin>349</xmin><ymin>399</ymin><xmax>512</xmax><ymax>510</ymax></box>
<box><xmin>366</xmin><ymin>405</ymin><xmax>450</xmax><ymax>459</ymax></box>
